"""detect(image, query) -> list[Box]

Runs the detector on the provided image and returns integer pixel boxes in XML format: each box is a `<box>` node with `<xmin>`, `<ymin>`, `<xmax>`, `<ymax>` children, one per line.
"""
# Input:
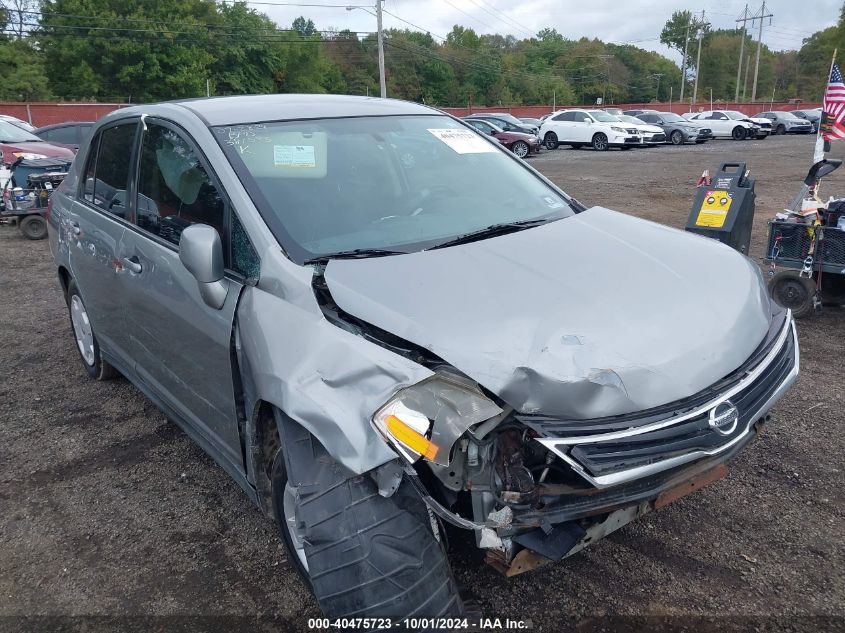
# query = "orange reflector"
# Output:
<box><xmin>385</xmin><ymin>414</ymin><xmax>439</xmax><ymax>461</ymax></box>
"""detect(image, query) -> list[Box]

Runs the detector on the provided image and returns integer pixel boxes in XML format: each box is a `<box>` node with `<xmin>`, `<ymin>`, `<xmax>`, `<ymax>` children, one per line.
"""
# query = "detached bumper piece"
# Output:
<box><xmin>521</xmin><ymin>312</ymin><xmax>797</xmax><ymax>489</ymax></box>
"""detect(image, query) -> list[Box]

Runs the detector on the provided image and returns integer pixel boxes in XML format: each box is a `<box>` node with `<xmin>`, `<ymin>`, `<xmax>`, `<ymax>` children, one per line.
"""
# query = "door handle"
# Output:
<box><xmin>122</xmin><ymin>256</ymin><xmax>142</xmax><ymax>274</ymax></box>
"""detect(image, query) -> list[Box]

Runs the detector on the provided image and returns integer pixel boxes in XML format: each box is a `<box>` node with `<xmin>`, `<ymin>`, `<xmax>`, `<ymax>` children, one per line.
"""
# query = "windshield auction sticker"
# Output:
<box><xmin>274</xmin><ymin>144</ymin><xmax>317</xmax><ymax>168</ymax></box>
<box><xmin>428</xmin><ymin>128</ymin><xmax>498</xmax><ymax>154</ymax></box>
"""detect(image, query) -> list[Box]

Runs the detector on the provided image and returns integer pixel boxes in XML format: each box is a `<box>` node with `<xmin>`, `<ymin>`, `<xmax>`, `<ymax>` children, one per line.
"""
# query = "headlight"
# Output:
<box><xmin>12</xmin><ymin>152</ymin><xmax>47</xmax><ymax>160</ymax></box>
<box><xmin>372</xmin><ymin>373</ymin><xmax>502</xmax><ymax>465</ymax></box>
<box><xmin>610</xmin><ymin>126</ymin><xmax>626</xmax><ymax>134</ymax></box>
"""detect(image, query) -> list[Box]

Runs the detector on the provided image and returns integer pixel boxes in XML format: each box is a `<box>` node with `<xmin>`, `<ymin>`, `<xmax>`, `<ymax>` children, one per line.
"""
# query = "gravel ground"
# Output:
<box><xmin>0</xmin><ymin>135</ymin><xmax>842</xmax><ymax>632</ymax></box>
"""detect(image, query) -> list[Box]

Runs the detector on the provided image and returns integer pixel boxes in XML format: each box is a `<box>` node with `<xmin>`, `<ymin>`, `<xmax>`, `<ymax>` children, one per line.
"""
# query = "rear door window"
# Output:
<box><xmin>80</xmin><ymin>122</ymin><xmax>138</xmax><ymax>219</ymax></box>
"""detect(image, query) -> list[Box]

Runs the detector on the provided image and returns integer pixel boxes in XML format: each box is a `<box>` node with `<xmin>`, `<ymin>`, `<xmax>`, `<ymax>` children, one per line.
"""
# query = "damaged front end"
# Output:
<box><xmin>376</xmin><ymin>310</ymin><xmax>798</xmax><ymax>576</ymax></box>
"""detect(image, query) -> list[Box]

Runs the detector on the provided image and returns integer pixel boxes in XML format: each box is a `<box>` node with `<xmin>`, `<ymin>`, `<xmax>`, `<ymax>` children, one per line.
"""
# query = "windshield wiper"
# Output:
<box><xmin>304</xmin><ymin>248</ymin><xmax>408</xmax><ymax>265</ymax></box>
<box><xmin>428</xmin><ymin>218</ymin><xmax>552</xmax><ymax>250</ymax></box>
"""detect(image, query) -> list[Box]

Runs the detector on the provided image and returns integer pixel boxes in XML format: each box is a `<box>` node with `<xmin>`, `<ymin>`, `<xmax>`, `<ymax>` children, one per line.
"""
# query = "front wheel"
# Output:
<box><xmin>543</xmin><ymin>132</ymin><xmax>559</xmax><ymax>150</ymax></box>
<box><xmin>592</xmin><ymin>133</ymin><xmax>609</xmax><ymax>151</ymax></box>
<box><xmin>768</xmin><ymin>270</ymin><xmax>816</xmax><ymax>318</ymax></box>
<box><xmin>670</xmin><ymin>130</ymin><xmax>685</xmax><ymax>145</ymax></box>
<box><xmin>66</xmin><ymin>279</ymin><xmax>120</xmax><ymax>380</ymax></box>
<box><xmin>19</xmin><ymin>215</ymin><xmax>47</xmax><ymax>240</ymax></box>
<box><xmin>732</xmin><ymin>126</ymin><xmax>747</xmax><ymax>140</ymax></box>
<box><xmin>274</xmin><ymin>444</ymin><xmax>464</xmax><ymax>618</ymax></box>
<box><xmin>776</xmin><ymin>124</ymin><xmax>786</xmax><ymax>135</ymax></box>
<box><xmin>511</xmin><ymin>140</ymin><xmax>529</xmax><ymax>158</ymax></box>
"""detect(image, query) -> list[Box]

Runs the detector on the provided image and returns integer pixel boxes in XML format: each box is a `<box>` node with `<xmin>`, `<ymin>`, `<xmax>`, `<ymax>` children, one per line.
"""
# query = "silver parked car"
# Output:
<box><xmin>48</xmin><ymin>94</ymin><xmax>799</xmax><ymax>619</ymax></box>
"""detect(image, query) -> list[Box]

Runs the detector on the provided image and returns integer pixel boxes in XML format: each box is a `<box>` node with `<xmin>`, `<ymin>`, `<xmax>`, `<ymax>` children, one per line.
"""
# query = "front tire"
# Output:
<box><xmin>66</xmin><ymin>280</ymin><xmax>119</xmax><ymax>380</ymax></box>
<box><xmin>511</xmin><ymin>140</ymin><xmax>529</xmax><ymax>158</ymax></box>
<box><xmin>276</xmin><ymin>440</ymin><xmax>464</xmax><ymax>618</ymax></box>
<box><xmin>732</xmin><ymin>126</ymin><xmax>747</xmax><ymax>140</ymax></box>
<box><xmin>776</xmin><ymin>124</ymin><xmax>786</xmax><ymax>135</ymax></box>
<box><xmin>543</xmin><ymin>132</ymin><xmax>559</xmax><ymax>150</ymax></box>
<box><xmin>19</xmin><ymin>215</ymin><xmax>47</xmax><ymax>240</ymax></box>
<box><xmin>592</xmin><ymin>133</ymin><xmax>609</xmax><ymax>151</ymax></box>
<box><xmin>670</xmin><ymin>130</ymin><xmax>685</xmax><ymax>145</ymax></box>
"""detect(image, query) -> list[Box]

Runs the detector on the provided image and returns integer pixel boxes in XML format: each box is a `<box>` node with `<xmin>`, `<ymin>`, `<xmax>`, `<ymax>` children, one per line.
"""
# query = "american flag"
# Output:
<box><xmin>822</xmin><ymin>62</ymin><xmax>845</xmax><ymax>140</ymax></box>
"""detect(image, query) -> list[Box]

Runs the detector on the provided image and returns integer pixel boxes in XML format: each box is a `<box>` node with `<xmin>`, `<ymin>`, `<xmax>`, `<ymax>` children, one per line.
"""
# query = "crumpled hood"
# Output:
<box><xmin>324</xmin><ymin>207</ymin><xmax>772</xmax><ymax>419</ymax></box>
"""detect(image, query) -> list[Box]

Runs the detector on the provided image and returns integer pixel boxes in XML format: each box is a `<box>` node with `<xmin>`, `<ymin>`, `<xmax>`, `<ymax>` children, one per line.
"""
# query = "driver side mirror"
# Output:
<box><xmin>583</xmin><ymin>118</ymin><xmax>591</xmax><ymax>124</ymax></box>
<box><xmin>179</xmin><ymin>224</ymin><xmax>229</xmax><ymax>310</ymax></box>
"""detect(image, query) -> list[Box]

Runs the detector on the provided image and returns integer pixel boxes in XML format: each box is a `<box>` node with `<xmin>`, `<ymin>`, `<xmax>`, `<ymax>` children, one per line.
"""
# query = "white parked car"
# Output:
<box><xmin>540</xmin><ymin>109</ymin><xmax>641</xmax><ymax>151</ymax></box>
<box><xmin>683</xmin><ymin>110</ymin><xmax>768</xmax><ymax>140</ymax></box>
<box><xmin>0</xmin><ymin>114</ymin><xmax>36</xmax><ymax>133</ymax></box>
<box><xmin>615</xmin><ymin>115</ymin><xmax>666</xmax><ymax>146</ymax></box>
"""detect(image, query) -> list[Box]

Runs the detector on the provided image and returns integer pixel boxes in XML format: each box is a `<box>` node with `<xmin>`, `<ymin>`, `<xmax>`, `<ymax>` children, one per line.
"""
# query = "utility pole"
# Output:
<box><xmin>376</xmin><ymin>0</ymin><xmax>386</xmax><ymax>98</ymax></box>
<box><xmin>679</xmin><ymin>21</ymin><xmax>691</xmax><ymax>101</ymax></box>
<box><xmin>653</xmin><ymin>73</ymin><xmax>664</xmax><ymax>100</ymax></box>
<box><xmin>692</xmin><ymin>10</ymin><xmax>709</xmax><ymax>106</ymax></box>
<box><xmin>598</xmin><ymin>54</ymin><xmax>613</xmax><ymax>103</ymax></box>
<box><xmin>735</xmin><ymin>5</ymin><xmax>749</xmax><ymax>102</ymax></box>
<box><xmin>743</xmin><ymin>52</ymin><xmax>751</xmax><ymax>100</ymax></box>
<box><xmin>751</xmin><ymin>1</ymin><xmax>774</xmax><ymax>102</ymax></box>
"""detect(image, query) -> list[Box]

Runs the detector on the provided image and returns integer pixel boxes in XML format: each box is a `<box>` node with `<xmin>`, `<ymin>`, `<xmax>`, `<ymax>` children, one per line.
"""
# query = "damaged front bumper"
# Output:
<box><xmin>419</xmin><ymin>312</ymin><xmax>798</xmax><ymax>574</ymax></box>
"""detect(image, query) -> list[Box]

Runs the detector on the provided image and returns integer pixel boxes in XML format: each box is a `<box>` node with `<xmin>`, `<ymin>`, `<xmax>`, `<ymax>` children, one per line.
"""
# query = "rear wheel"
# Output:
<box><xmin>543</xmin><ymin>132</ymin><xmax>559</xmax><ymax>150</ymax></box>
<box><xmin>732</xmin><ymin>126</ymin><xmax>747</xmax><ymax>140</ymax></box>
<box><xmin>273</xmin><ymin>437</ymin><xmax>464</xmax><ymax>618</ymax></box>
<box><xmin>670</xmin><ymin>130</ymin><xmax>685</xmax><ymax>145</ymax></box>
<box><xmin>768</xmin><ymin>271</ymin><xmax>816</xmax><ymax>318</ymax></box>
<box><xmin>511</xmin><ymin>140</ymin><xmax>529</xmax><ymax>158</ymax></box>
<box><xmin>66</xmin><ymin>279</ymin><xmax>120</xmax><ymax>379</ymax></box>
<box><xmin>592</xmin><ymin>133</ymin><xmax>609</xmax><ymax>151</ymax></box>
<box><xmin>776</xmin><ymin>124</ymin><xmax>787</xmax><ymax>135</ymax></box>
<box><xmin>19</xmin><ymin>215</ymin><xmax>47</xmax><ymax>240</ymax></box>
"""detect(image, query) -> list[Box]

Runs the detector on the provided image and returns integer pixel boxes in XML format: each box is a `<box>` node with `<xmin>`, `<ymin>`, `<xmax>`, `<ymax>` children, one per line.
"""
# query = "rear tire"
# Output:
<box><xmin>768</xmin><ymin>271</ymin><xmax>816</xmax><ymax>318</ymax></box>
<box><xmin>280</xmin><ymin>436</ymin><xmax>464</xmax><ymax>618</ymax></box>
<box><xmin>19</xmin><ymin>215</ymin><xmax>47</xmax><ymax>240</ymax></box>
<box><xmin>66</xmin><ymin>279</ymin><xmax>120</xmax><ymax>380</ymax></box>
<box><xmin>543</xmin><ymin>132</ymin><xmax>559</xmax><ymax>150</ymax></box>
<box><xmin>732</xmin><ymin>126</ymin><xmax>747</xmax><ymax>141</ymax></box>
<box><xmin>776</xmin><ymin>124</ymin><xmax>786</xmax><ymax>135</ymax></box>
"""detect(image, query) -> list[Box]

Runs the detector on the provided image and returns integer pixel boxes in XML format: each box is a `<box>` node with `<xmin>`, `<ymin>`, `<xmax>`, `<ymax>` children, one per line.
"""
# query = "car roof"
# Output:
<box><xmin>109</xmin><ymin>94</ymin><xmax>441</xmax><ymax>127</ymax></box>
<box><xmin>35</xmin><ymin>121</ymin><xmax>94</xmax><ymax>131</ymax></box>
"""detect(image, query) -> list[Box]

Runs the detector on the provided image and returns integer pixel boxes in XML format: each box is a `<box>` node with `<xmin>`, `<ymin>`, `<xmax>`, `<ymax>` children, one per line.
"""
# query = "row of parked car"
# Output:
<box><xmin>460</xmin><ymin>107</ymin><xmax>822</xmax><ymax>155</ymax></box>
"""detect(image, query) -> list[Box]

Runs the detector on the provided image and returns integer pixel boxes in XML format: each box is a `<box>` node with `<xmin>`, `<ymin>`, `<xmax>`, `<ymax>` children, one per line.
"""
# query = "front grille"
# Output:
<box><xmin>521</xmin><ymin>312</ymin><xmax>797</xmax><ymax>487</ymax></box>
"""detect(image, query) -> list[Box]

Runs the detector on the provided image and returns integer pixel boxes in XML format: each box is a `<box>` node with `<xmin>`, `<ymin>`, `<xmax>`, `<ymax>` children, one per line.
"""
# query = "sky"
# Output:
<box><xmin>232</xmin><ymin>0</ymin><xmax>842</xmax><ymax>64</ymax></box>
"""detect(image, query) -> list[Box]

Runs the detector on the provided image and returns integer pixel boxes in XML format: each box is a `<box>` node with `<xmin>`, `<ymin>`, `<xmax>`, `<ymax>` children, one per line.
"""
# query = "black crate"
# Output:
<box><xmin>766</xmin><ymin>220</ymin><xmax>845</xmax><ymax>269</ymax></box>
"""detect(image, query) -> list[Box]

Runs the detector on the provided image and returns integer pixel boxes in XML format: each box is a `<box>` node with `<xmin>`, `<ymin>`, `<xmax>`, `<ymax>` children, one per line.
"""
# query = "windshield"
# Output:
<box><xmin>587</xmin><ymin>111</ymin><xmax>620</xmax><ymax>122</ymax></box>
<box><xmin>660</xmin><ymin>113</ymin><xmax>687</xmax><ymax>123</ymax></box>
<box><xmin>0</xmin><ymin>120</ymin><xmax>41</xmax><ymax>142</ymax></box>
<box><xmin>215</xmin><ymin>115</ymin><xmax>575</xmax><ymax>264</ymax></box>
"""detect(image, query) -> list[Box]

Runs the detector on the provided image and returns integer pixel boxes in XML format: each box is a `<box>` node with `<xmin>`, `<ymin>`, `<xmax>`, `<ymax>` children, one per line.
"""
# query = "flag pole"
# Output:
<box><xmin>813</xmin><ymin>48</ymin><xmax>837</xmax><ymax>164</ymax></box>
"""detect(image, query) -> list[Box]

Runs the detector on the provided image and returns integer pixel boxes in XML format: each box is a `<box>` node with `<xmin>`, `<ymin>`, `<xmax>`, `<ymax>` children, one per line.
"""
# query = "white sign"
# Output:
<box><xmin>427</xmin><ymin>128</ymin><xmax>498</xmax><ymax>154</ymax></box>
<box><xmin>274</xmin><ymin>145</ymin><xmax>316</xmax><ymax>168</ymax></box>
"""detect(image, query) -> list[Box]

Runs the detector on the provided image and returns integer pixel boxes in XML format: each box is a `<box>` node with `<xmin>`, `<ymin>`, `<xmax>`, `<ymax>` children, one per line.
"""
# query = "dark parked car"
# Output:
<box><xmin>635</xmin><ymin>111</ymin><xmax>713</xmax><ymax>145</ymax></box>
<box><xmin>34</xmin><ymin>121</ymin><xmax>94</xmax><ymax>152</ymax></box>
<box><xmin>752</xmin><ymin>111</ymin><xmax>813</xmax><ymax>135</ymax></box>
<box><xmin>790</xmin><ymin>109</ymin><xmax>822</xmax><ymax>133</ymax></box>
<box><xmin>463</xmin><ymin>117</ymin><xmax>540</xmax><ymax>157</ymax></box>
<box><xmin>464</xmin><ymin>112</ymin><xmax>538</xmax><ymax>136</ymax></box>
<box><xmin>48</xmin><ymin>94</ymin><xmax>798</xmax><ymax>620</ymax></box>
<box><xmin>0</xmin><ymin>120</ymin><xmax>75</xmax><ymax>165</ymax></box>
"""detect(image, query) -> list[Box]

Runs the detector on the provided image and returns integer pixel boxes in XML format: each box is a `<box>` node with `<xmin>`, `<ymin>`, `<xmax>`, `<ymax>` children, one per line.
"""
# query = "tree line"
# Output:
<box><xmin>0</xmin><ymin>0</ymin><xmax>842</xmax><ymax>106</ymax></box>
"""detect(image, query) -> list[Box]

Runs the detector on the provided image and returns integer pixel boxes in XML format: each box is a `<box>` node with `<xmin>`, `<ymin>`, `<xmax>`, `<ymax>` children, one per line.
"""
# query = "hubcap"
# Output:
<box><xmin>70</xmin><ymin>294</ymin><xmax>95</xmax><ymax>366</ymax></box>
<box><xmin>514</xmin><ymin>142</ymin><xmax>528</xmax><ymax>157</ymax></box>
<box><xmin>775</xmin><ymin>280</ymin><xmax>808</xmax><ymax>309</ymax></box>
<box><xmin>595</xmin><ymin>136</ymin><xmax>607</xmax><ymax>150</ymax></box>
<box><xmin>283</xmin><ymin>483</ymin><xmax>308</xmax><ymax>570</ymax></box>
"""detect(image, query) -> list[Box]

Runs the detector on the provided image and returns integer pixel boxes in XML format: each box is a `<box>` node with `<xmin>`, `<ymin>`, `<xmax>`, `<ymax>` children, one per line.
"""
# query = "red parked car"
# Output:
<box><xmin>462</xmin><ymin>117</ymin><xmax>541</xmax><ymax>158</ymax></box>
<box><xmin>0</xmin><ymin>119</ymin><xmax>75</xmax><ymax>165</ymax></box>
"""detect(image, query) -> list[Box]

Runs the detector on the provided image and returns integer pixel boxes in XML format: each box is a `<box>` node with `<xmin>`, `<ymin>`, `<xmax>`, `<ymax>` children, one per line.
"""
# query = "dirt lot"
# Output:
<box><xmin>0</xmin><ymin>135</ymin><xmax>843</xmax><ymax>632</ymax></box>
